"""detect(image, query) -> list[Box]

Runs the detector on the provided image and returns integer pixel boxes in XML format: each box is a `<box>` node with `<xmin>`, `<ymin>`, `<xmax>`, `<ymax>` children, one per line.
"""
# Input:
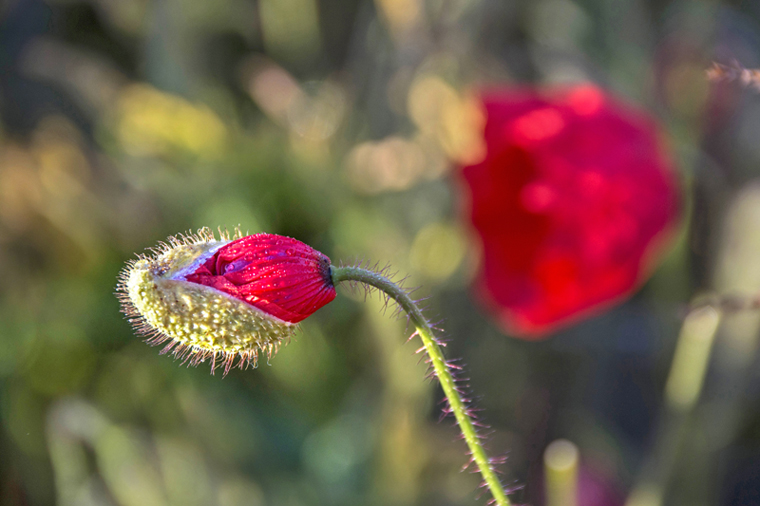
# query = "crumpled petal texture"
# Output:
<box><xmin>462</xmin><ymin>85</ymin><xmax>680</xmax><ymax>337</ymax></box>
<box><xmin>185</xmin><ymin>234</ymin><xmax>336</xmax><ymax>324</ymax></box>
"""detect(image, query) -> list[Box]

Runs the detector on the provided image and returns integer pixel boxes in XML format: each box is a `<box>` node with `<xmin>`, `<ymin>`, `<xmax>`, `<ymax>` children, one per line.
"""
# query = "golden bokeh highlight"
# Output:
<box><xmin>410</xmin><ymin>222</ymin><xmax>467</xmax><ymax>281</ymax></box>
<box><xmin>407</xmin><ymin>75</ymin><xmax>486</xmax><ymax>165</ymax></box>
<box><xmin>115</xmin><ymin>84</ymin><xmax>227</xmax><ymax>159</ymax></box>
<box><xmin>345</xmin><ymin>137</ymin><xmax>437</xmax><ymax>194</ymax></box>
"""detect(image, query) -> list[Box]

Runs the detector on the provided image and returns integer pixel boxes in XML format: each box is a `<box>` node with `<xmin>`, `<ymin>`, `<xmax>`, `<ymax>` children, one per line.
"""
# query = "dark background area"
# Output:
<box><xmin>1</xmin><ymin>0</ymin><xmax>760</xmax><ymax>505</ymax></box>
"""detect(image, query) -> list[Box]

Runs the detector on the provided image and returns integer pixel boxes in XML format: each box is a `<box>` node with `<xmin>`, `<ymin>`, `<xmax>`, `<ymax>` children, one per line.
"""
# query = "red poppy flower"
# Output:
<box><xmin>118</xmin><ymin>228</ymin><xmax>336</xmax><ymax>371</ymax></box>
<box><xmin>185</xmin><ymin>234</ymin><xmax>336</xmax><ymax>324</ymax></box>
<box><xmin>461</xmin><ymin>84</ymin><xmax>679</xmax><ymax>337</ymax></box>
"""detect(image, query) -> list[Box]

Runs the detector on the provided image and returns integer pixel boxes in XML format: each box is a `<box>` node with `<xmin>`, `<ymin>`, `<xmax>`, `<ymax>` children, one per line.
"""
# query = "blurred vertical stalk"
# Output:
<box><xmin>692</xmin><ymin>185</ymin><xmax>760</xmax><ymax>504</ymax></box>
<box><xmin>628</xmin><ymin>184</ymin><xmax>760</xmax><ymax>506</ymax></box>
<box><xmin>544</xmin><ymin>439</ymin><xmax>579</xmax><ymax>506</ymax></box>
<box><xmin>332</xmin><ymin>266</ymin><xmax>511</xmax><ymax>506</ymax></box>
<box><xmin>625</xmin><ymin>306</ymin><xmax>721</xmax><ymax>506</ymax></box>
<box><xmin>144</xmin><ymin>0</ymin><xmax>189</xmax><ymax>94</ymax></box>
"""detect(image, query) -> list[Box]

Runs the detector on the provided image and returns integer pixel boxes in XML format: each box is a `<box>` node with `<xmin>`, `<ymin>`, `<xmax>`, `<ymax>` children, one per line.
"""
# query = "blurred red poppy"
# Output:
<box><xmin>461</xmin><ymin>84</ymin><xmax>679</xmax><ymax>337</ymax></box>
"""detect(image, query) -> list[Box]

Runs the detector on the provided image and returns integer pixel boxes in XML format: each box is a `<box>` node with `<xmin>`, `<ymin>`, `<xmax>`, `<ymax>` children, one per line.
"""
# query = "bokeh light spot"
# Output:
<box><xmin>567</xmin><ymin>85</ymin><xmax>604</xmax><ymax>116</ymax></box>
<box><xmin>410</xmin><ymin>222</ymin><xmax>467</xmax><ymax>280</ymax></box>
<box><xmin>512</xmin><ymin>108</ymin><xmax>565</xmax><ymax>141</ymax></box>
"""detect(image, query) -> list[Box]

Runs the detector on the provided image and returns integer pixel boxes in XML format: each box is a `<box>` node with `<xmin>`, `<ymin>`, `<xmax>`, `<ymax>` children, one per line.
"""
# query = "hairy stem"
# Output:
<box><xmin>331</xmin><ymin>266</ymin><xmax>510</xmax><ymax>506</ymax></box>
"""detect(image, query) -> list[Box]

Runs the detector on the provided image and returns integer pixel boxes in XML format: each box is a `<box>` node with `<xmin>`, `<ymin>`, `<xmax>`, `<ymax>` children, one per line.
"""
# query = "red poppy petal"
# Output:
<box><xmin>462</xmin><ymin>84</ymin><xmax>680</xmax><ymax>337</ymax></box>
<box><xmin>184</xmin><ymin>234</ymin><xmax>336</xmax><ymax>323</ymax></box>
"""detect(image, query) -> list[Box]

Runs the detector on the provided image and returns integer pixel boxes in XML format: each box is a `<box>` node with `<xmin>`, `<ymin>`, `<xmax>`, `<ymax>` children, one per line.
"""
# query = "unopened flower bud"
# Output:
<box><xmin>117</xmin><ymin>228</ymin><xmax>336</xmax><ymax>373</ymax></box>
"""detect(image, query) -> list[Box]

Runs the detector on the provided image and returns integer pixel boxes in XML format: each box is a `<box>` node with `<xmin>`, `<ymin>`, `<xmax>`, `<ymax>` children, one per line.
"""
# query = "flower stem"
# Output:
<box><xmin>331</xmin><ymin>266</ymin><xmax>511</xmax><ymax>506</ymax></box>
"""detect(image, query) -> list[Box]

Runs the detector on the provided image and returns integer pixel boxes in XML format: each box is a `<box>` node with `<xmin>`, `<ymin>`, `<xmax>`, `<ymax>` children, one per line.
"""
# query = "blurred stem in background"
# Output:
<box><xmin>696</xmin><ymin>185</ymin><xmax>760</xmax><ymax>505</ymax></box>
<box><xmin>628</xmin><ymin>184</ymin><xmax>760</xmax><ymax>506</ymax></box>
<box><xmin>544</xmin><ymin>439</ymin><xmax>579</xmax><ymax>506</ymax></box>
<box><xmin>331</xmin><ymin>266</ymin><xmax>511</xmax><ymax>506</ymax></box>
<box><xmin>625</xmin><ymin>306</ymin><xmax>721</xmax><ymax>506</ymax></box>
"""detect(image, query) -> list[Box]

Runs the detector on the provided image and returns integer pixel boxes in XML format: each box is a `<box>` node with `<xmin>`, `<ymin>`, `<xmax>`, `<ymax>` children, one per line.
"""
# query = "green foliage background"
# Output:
<box><xmin>0</xmin><ymin>0</ymin><xmax>758</xmax><ymax>505</ymax></box>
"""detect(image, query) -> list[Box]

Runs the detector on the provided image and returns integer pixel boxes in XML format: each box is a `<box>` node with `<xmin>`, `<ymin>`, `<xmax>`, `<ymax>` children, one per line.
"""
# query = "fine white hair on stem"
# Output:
<box><xmin>331</xmin><ymin>263</ymin><xmax>514</xmax><ymax>505</ymax></box>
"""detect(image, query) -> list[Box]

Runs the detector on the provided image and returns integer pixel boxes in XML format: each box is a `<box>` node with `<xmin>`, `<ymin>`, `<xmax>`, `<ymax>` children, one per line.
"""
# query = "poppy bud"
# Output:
<box><xmin>117</xmin><ymin>228</ymin><xmax>336</xmax><ymax>372</ymax></box>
